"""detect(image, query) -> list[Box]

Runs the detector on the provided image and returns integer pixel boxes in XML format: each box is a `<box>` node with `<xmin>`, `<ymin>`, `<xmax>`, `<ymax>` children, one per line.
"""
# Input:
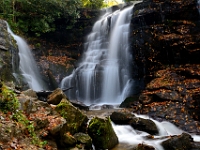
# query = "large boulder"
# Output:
<box><xmin>110</xmin><ymin>111</ymin><xmax>133</xmax><ymax>125</ymax></box>
<box><xmin>130</xmin><ymin>117</ymin><xmax>158</xmax><ymax>135</ymax></box>
<box><xmin>110</xmin><ymin>111</ymin><xmax>159</xmax><ymax>135</ymax></box>
<box><xmin>88</xmin><ymin>117</ymin><xmax>118</xmax><ymax>150</ymax></box>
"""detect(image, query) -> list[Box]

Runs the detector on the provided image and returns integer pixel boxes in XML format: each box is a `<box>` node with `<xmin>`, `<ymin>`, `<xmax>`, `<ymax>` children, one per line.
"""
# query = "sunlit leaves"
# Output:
<box><xmin>82</xmin><ymin>0</ymin><xmax>104</xmax><ymax>9</ymax></box>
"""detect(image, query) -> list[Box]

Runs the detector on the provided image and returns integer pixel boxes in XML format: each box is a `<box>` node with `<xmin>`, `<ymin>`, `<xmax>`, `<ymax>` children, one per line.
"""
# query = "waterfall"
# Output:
<box><xmin>7</xmin><ymin>24</ymin><xmax>46</xmax><ymax>91</ymax></box>
<box><xmin>101</xmin><ymin>6</ymin><xmax>133</xmax><ymax>103</ymax></box>
<box><xmin>61</xmin><ymin>4</ymin><xmax>137</xmax><ymax>105</ymax></box>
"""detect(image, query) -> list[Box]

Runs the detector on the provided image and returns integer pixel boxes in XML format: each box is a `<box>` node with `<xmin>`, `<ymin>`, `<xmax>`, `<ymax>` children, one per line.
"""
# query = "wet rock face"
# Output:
<box><xmin>133</xmin><ymin>67</ymin><xmax>200</xmax><ymax>133</ymax></box>
<box><xmin>131</xmin><ymin>0</ymin><xmax>200</xmax><ymax>82</ymax></box>
<box><xmin>0</xmin><ymin>19</ymin><xmax>20</xmax><ymax>84</ymax></box>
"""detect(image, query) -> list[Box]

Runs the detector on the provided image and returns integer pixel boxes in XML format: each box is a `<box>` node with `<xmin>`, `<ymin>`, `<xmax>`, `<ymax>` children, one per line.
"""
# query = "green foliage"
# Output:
<box><xmin>0</xmin><ymin>84</ymin><xmax>19</xmax><ymax>113</ymax></box>
<box><xmin>0</xmin><ymin>0</ymin><xmax>82</xmax><ymax>36</ymax></box>
<box><xmin>56</xmin><ymin>100</ymin><xmax>69</xmax><ymax>119</ymax></box>
<box><xmin>0</xmin><ymin>0</ymin><xmax>106</xmax><ymax>36</ymax></box>
<box><xmin>0</xmin><ymin>0</ymin><xmax>107</xmax><ymax>36</ymax></box>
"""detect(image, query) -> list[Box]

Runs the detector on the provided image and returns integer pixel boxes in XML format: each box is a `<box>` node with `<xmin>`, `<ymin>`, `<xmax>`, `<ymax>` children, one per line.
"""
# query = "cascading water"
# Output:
<box><xmin>101</xmin><ymin>6</ymin><xmax>134</xmax><ymax>103</ymax></box>
<box><xmin>61</xmin><ymin>4</ymin><xmax>137</xmax><ymax>105</ymax></box>
<box><xmin>112</xmin><ymin>114</ymin><xmax>200</xmax><ymax>150</ymax></box>
<box><xmin>7</xmin><ymin>24</ymin><xmax>46</xmax><ymax>91</ymax></box>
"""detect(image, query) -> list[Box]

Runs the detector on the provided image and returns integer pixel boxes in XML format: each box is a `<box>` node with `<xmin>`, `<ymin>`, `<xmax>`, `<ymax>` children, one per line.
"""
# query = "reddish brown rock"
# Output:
<box><xmin>47</xmin><ymin>88</ymin><xmax>66</xmax><ymax>105</ymax></box>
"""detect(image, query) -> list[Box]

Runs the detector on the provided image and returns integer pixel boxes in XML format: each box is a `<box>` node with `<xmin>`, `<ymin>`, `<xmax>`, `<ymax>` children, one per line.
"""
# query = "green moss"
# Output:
<box><xmin>0</xmin><ymin>84</ymin><xmax>19</xmax><ymax>113</ymax></box>
<box><xmin>55</xmin><ymin>99</ymin><xmax>88</xmax><ymax>134</ymax></box>
<box><xmin>55</xmin><ymin>100</ymin><xmax>73</xmax><ymax>119</ymax></box>
<box><xmin>88</xmin><ymin>117</ymin><xmax>118</xmax><ymax>149</ymax></box>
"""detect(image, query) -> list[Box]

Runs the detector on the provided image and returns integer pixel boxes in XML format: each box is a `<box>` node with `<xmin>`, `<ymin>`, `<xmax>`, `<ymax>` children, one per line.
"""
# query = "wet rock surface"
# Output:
<box><xmin>122</xmin><ymin>0</ymin><xmax>200</xmax><ymax>136</ymax></box>
<box><xmin>0</xmin><ymin>19</ymin><xmax>20</xmax><ymax>85</ymax></box>
<box><xmin>128</xmin><ymin>67</ymin><xmax>200</xmax><ymax>134</ymax></box>
<box><xmin>162</xmin><ymin>133</ymin><xmax>193</xmax><ymax>150</ymax></box>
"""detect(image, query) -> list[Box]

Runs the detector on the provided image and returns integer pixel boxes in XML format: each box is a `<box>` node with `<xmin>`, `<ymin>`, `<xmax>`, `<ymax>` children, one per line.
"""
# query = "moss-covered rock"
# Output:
<box><xmin>88</xmin><ymin>117</ymin><xmax>118</xmax><ymax>150</ymax></box>
<box><xmin>55</xmin><ymin>99</ymin><xmax>88</xmax><ymax>135</ymax></box>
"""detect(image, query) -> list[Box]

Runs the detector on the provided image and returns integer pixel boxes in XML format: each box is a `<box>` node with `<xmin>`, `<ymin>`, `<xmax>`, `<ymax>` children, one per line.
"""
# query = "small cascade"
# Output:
<box><xmin>7</xmin><ymin>24</ymin><xmax>46</xmax><ymax>91</ymax></box>
<box><xmin>61</xmin><ymin>3</ymin><xmax>139</xmax><ymax>105</ymax></box>
<box><xmin>112</xmin><ymin>114</ymin><xmax>200</xmax><ymax>150</ymax></box>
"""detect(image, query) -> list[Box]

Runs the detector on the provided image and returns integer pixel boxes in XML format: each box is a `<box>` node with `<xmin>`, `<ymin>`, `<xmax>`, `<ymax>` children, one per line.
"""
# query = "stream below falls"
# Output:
<box><xmin>85</xmin><ymin>107</ymin><xmax>200</xmax><ymax>150</ymax></box>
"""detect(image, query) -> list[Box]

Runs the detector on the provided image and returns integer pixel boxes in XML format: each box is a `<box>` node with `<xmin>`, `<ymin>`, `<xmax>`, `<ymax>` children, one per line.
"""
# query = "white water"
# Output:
<box><xmin>61</xmin><ymin>3</ymin><xmax>139</xmax><ymax>105</ymax></box>
<box><xmin>112</xmin><ymin>114</ymin><xmax>200</xmax><ymax>150</ymax></box>
<box><xmin>7</xmin><ymin>24</ymin><xmax>45</xmax><ymax>91</ymax></box>
<box><xmin>101</xmin><ymin>6</ymin><xmax>133</xmax><ymax>103</ymax></box>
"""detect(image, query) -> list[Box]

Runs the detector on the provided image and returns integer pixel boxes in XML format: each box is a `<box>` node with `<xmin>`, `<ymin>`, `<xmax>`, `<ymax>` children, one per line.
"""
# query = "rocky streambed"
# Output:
<box><xmin>0</xmin><ymin>84</ymin><xmax>200</xmax><ymax>150</ymax></box>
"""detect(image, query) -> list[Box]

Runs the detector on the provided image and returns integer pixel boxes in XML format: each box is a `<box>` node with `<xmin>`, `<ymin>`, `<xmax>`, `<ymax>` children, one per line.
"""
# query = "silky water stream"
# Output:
<box><xmin>7</xmin><ymin>23</ymin><xmax>46</xmax><ymax>91</ymax></box>
<box><xmin>112</xmin><ymin>113</ymin><xmax>200</xmax><ymax>149</ymax></box>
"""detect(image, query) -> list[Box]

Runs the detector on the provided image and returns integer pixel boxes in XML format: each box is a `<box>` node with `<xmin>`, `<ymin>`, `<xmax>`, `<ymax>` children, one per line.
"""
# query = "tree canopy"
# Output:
<box><xmin>0</xmin><ymin>0</ymin><xmax>104</xmax><ymax>36</ymax></box>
